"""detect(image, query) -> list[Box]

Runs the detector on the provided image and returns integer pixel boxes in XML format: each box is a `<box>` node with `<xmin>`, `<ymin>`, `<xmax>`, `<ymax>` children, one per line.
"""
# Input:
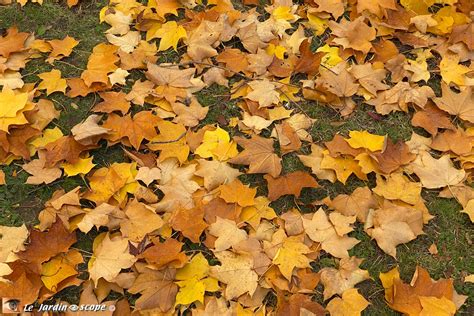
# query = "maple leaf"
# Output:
<box><xmin>298</xmin><ymin>144</ymin><xmax>337</xmax><ymax>183</ymax></box>
<box><xmin>319</xmin><ymin>257</ymin><xmax>370</xmax><ymax>300</ymax></box>
<box><xmin>93</xmin><ymin>91</ymin><xmax>131</xmax><ymax>115</ymax></box>
<box><xmin>194</xmin><ymin>127</ymin><xmax>238</xmax><ymax>161</ymax></box>
<box><xmin>175</xmin><ymin>253</ymin><xmax>219</xmax><ymax>306</ymax></box>
<box><xmin>128</xmin><ymin>263</ymin><xmax>178</xmax><ymax>312</ymax></box>
<box><xmin>140</xmin><ymin>238</ymin><xmax>187</xmax><ymax>270</ymax></box>
<box><xmin>381</xmin><ymin>266</ymin><xmax>458</xmax><ymax>315</ymax></box>
<box><xmin>433</xmin><ymin>84</ymin><xmax>474</xmax><ymax>123</ymax></box>
<box><xmin>18</xmin><ymin>219</ymin><xmax>76</xmax><ymax>273</ymax></box>
<box><xmin>85</xmin><ymin>162</ymin><xmax>138</xmax><ymax>204</ymax></box>
<box><xmin>264</xmin><ymin>171</ymin><xmax>318</xmax><ymax>201</ymax></box>
<box><xmin>71</xmin><ymin>114</ymin><xmax>110</xmax><ymax>145</ymax></box>
<box><xmin>0</xmin><ymin>224</ymin><xmax>28</xmax><ymax>263</ymax></box>
<box><xmin>120</xmin><ymin>199</ymin><xmax>164</xmax><ymax>242</ymax></box>
<box><xmin>326</xmin><ymin>288</ymin><xmax>370</xmax><ymax>316</ymax></box>
<box><xmin>410</xmin><ymin>151</ymin><xmax>465</xmax><ymax>189</ymax></box>
<box><xmin>372</xmin><ymin>139</ymin><xmax>416</xmax><ymax>174</ymax></box>
<box><xmin>219</xmin><ymin>179</ymin><xmax>256</xmax><ymax>207</ymax></box>
<box><xmin>303</xmin><ymin>208</ymin><xmax>359</xmax><ymax>258</ymax></box>
<box><xmin>276</xmin><ymin>293</ymin><xmax>326</xmax><ymax>316</ymax></box>
<box><xmin>240</xmin><ymin>196</ymin><xmax>277</xmax><ymax>229</ymax></box>
<box><xmin>373</xmin><ymin>173</ymin><xmax>421</xmax><ymax>205</ymax></box>
<box><xmin>61</xmin><ymin>156</ymin><xmax>95</xmax><ymax>177</ymax></box>
<box><xmin>88</xmin><ymin>233</ymin><xmax>136</xmax><ymax>285</ymax></box>
<box><xmin>155</xmin><ymin>160</ymin><xmax>200</xmax><ymax>211</ymax></box>
<box><xmin>320</xmin><ymin>150</ymin><xmax>367</xmax><ymax>184</ymax></box>
<box><xmin>0</xmin><ymin>87</ymin><xmax>29</xmax><ymax>132</ymax></box>
<box><xmin>81</xmin><ymin>43</ymin><xmax>119</xmax><ymax>87</ymax></box>
<box><xmin>148</xmin><ymin>120</ymin><xmax>189</xmax><ymax>163</ymax></box>
<box><xmin>194</xmin><ymin>159</ymin><xmax>241</xmax><ymax>190</ymax></box>
<box><xmin>170</xmin><ymin>205</ymin><xmax>208</xmax><ymax>243</ymax></box>
<box><xmin>210</xmin><ymin>250</ymin><xmax>258</xmax><ymax>299</ymax></box>
<box><xmin>23</xmin><ymin>154</ymin><xmax>62</xmax><ymax>184</ymax></box>
<box><xmin>46</xmin><ymin>36</ymin><xmax>79</xmax><ymax>63</ymax></box>
<box><xmin>0</xmin><ymin>26</ymin><xmax>29</xmax><ymax>58</ymax></box>
<box><xmin>208</xmin><ymin>217</ymin><xmax>248</xmax><ymax>251</ymax></box>
<box><xmin>273</xmin><ymin>236</ymin><xmax>311</xmax><ymax>281</ymax></box>
<box><xmin>329</xmin><ymin>17</ymin><xmax>376</xmax><ymax>54</ymax></box>
<box><xmin>229</xmin><ymin>135</ymin><xmax>282</xmax><ymax>177</ymax></box>
<box><xmin>326</xmin><ymin>187</ymin><xmax>377</xmax><ymax>222</ymax></box>
<box><xmin>346</xmin><ymin>130</ymin><xmax>386</xmax><ymax>152</ymax></box>
<box><xmin>103</xmin><ymin>111</ymin><xmax>160</xmax><ymax>150</ymax></box>
<box><xmin>154</xmin><ymin>21</ymin><xmax>187</xmax><ymax>51</ymax></box>
<box><xmin>40</xmin><ymin>249</ymin><xmax>83</xmax><ymax>292</ymax></box>
<box><xmin>366</xmin><ymin>201</ymin><xmax>424</xmax><ymax>257</ymax></box>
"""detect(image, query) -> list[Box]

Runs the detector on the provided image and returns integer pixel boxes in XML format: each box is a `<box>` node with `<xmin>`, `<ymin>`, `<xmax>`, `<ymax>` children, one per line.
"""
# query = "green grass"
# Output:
<box><xmin>0</xmin><ymin>1</ymin><xmax>473</xmax><ymax>315</ymax></box>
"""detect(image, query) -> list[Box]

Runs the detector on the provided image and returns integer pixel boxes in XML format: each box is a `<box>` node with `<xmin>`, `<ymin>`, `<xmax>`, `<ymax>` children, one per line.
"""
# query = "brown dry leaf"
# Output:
<box><xmin>433</xmin><ymin>85</ymin><xmax>474</xmax><ymax>123</ymax></box>
<box><xmin>93</xmin><ymin>91</ymin><xmax>131</xmax><ymax>115</ymax></box>
<box><xmin>294</xmin><ymin>39</ymin><xmax>323</xmax><ymax>76</ymax></box>
<box><xmin>81</xmin><ymin>43</ymin><xmax>119</xmax><ymax>87</ymax></box>
<box><xmin>320</xmin><ymin>257</ymin><xmax>370</xmax><ymax>300</ymax></box>
<box><xmin>366</xmin><ymin>201</ymin><xmax>424</xmax><ymax>257</ymax></box>
<box><xmin>298</xmin><ymin>144</ymin><xmax>337</xmax><ymax>183</ymax></box>
<box><xmin>229</xmin><ymin>135</ymin><xmax>282</xmax><ymax>177</ymax></box>
<box><xmin>23</xmin><ymin>152</ymin><xmax>62</xmax><ymax>185</ymax></box>
<box><xmin>326</xmin><ymin>288</ymin><xmax>370</xmax><ymax>316</ymax></box>
<box><xmin>46</xmin><ymin>36</ymin><xmax>79</xmax><ymax>63</ymax></box>
<box><xmin>88</xmin><ymin>233</ymin><xmax>136</xmax><ymax>285</ymax></box>
<box><xmin>44</xmin><ymin>135</ymin><xmax>88</xmax><ymax>166</ymax></box>
<box><xmin>172</xmin><ymin>98</ymin><xmax>208</xmax><ymax>127</ymax></box>
<box><xmin>264</xmin><ymin>171</ymin><xmax>318</xmax><ymax>201</ymax></box>
<box><xmin>216</xmin><ymin>48</ymin><xmax>249</xmax><ymax>73</ymax></box>
<box><xmin>430</xmin><ymin>128</ymin><xmax>473</xmax><ymax>155</ymax></box>
<box><xmin>303</xmin><ymin>208</ymin><xmax>359</xmax><ymax>258</ymax></box>
<box><xmin>326</xmin><ymin>186</ymin><xmax>378</xmax><ymax>222</ymax></box>
<box><xmin>120</xmin><ymin>199</ymin><xmax>164</xmax><ymax>242</ymax></box>
<box><xmin>275</xmin><ymin>293</ymin><xmax>326</xmax><ymax>316</ymax></box>
<box><xmin>382</xmin><ymin>266</ymin><xmax>457</xmax><ymax>316</ymax></box>
<box><xmin>170</xmin><ymin>205</ymin><xmax>208</xmax><ymax>243</ymax></box>
<box><xmin>372</xmin><ymin>139</ymin><xmax>416</xmax><ymax>174</ymax></box>
<box><xmin>208</xmin><ymin>217</ymin><xmax>248</xmax><ymax>251</ymax></box>
<box><xmin>18</xmin><ymin>220</ymin><xmax>76</xmax><ymax>273</ymax></box>
<box><xmin>0</xmin><ymin>26</ymin><xmax>29</xmax><ymax>58</ymax></box>
<box><xmin>372</xmin><ymin>173</ymin><xmax>422</xmax><ymax>205</ymax></box>
<box><xmin>102</xmin><ymin>111</ymin><xmax>160</xmax><ymax>150</ymax></box>
<box><xmin>411</xmin><ymin>103</ymin><xmax>456</xmax><ymax>136</ymax></box>
<box><xmin>219</xmin><ymin>179</ymin><xmax>256</xmax><ymax>207</ymax></box>
<box><xmin>148</xmin><ymin>120</ymin><xmax>189</xmax><ymax>164</ymax></box>
<box><xmin>210</xmin><ymin>250</ymin><xmax>258</xmax><ymax>299</ymax></box>
<box><xmin>128</xmin><ymin>263</ymin><xmax>177</xmax><ymax>312</ymax></box>
<box><xmin>139</xmin><ymin>238</ymin><xmax>187</xmax><ymax>269</ymax></box>
<box><xmin>194</xmin><ymin>159</ymin><xmax>241</xmax><ymax>191</ymax></box>
<box><xmin>71</xmin><ymin>114</ymin><xmax>110</xmax><ymax>146</ymax></box>
<box><xmin>410</xmin><ymin>151</ymin><xmax>466</xmax><ymax>189</ymax></box>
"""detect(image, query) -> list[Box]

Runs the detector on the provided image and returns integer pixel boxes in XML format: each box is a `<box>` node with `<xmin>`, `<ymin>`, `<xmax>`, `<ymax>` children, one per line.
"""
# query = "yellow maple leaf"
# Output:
<box><xmin>41</xmin><ymin>250</ymin><xmax>83</xmax><ymax>292</ymax></box>
<box><xmin>61</xmin><ymin>156</ymin><xmax>96</xmax><ymax>177</ymax></box>
<box><xmin>316</xmin><ymin>44</ymin><xmax>343</xmax><ymax>68</ymax></box>
<box><xmin>154</xmin><ymin>21</ymin><xmax>187</xmax><ymax>51</ymax></box>
<box><xmin>440</xmin><ymin>53</ymin><xmax>470</xmax><ymax>86</ymax></box>
<box><xmin>175</xmin><ymin>253</ymin><xmax>219</xmax><ymax>306</ymax></box>
<box><xmin>148</xmin><ymin>120</ymin><xmax>189</xmax><ymax>164</ymax></box>
<box><xmin>373</xmin><ymin>173</ymin><xmax>421</xmax><ymax>205</ymax></box>
<box><xmin>346</xmin><ymin>130</ymin><xmax>386</xmax><ymax>152</ymax></box>
<box><xmin>0</xmin><ymin>87</ymin><xmax>28</xmax><ymax>119</ymax></box>
<box><xmin>273</xmin><ymin>236</ymin><xmax>311</xmax><ymax>280</ymax></box>
<box><xmin>320</xmin><ymin>150</ymin><xmax>367</xmax><ymax>184</ymax></box>
<box><xmin>37</xmin><ymin>69</ymin><xmax>67</xmax><ymax>95</ymax></box>
<box><xmin>195</xmin><ymin>127</ymin><xmax>238</xmax><ymax>161</ymax></box>
<box><xmin>266</xmin><ymin>43</ymin><xmax>286</xmax><ymax>60</ymax></box>
<box><xmin>326</xmin><ymin>288</ymin><xmax>370</xmax><ymax>316</ymax></box>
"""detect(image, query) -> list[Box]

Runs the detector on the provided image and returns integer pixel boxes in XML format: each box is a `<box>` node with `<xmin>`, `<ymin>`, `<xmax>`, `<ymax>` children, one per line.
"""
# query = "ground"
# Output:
<box><xmin>0</xmin><ymin>1</ymin><xmax>473</xmax><ymax>315</ymax></box>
